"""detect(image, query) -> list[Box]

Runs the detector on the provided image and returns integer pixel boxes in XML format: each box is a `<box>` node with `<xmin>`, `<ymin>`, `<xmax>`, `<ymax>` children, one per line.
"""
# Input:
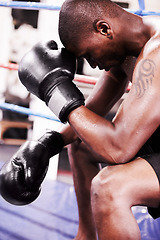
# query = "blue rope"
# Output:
<box><xmin>128</xmin><ymin>9</ymin><xmax>160</xmax><ymax>16</ymax></box>
<box><xmin>0</xmin><ymin>1</ymin><xmax>160</xmax><ymax>16</ymax></box>
<box><xmin>138</xmin><ymin>0</ymin><xmax>145</xmax><ymax>10</ymax></box>
<box><xmin>0</xmin><ymin>1</ymin><xmax>62</xmax><ymax>11</ymax></box>
<box><xmin>0</xmin><ymin>102</ymin><xmax>61</xmax><ymax>122</ymax></box>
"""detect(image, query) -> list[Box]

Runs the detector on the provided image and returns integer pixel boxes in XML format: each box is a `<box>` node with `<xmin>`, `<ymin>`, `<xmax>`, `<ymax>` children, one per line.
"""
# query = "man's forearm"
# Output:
<box><xmin>68</xmin><ymin>106</ymin><xmax>118</xmax><ymax>164</ymax></box>
<box><xmin>60</xmin><ymin>123</ymin><xmax>79</xmax><ymax>146</ymax></box>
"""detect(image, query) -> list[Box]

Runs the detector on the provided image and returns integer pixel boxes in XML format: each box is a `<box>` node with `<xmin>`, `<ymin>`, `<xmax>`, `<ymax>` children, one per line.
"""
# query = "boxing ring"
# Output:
<box><xmin>0</xmin><ymin>1</ymin><xmax>160</xmax><ymax>240</ymax></box>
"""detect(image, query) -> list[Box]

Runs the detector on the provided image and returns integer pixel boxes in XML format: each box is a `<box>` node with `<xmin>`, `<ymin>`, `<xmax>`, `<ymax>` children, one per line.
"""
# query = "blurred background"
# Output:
<box><xmin>0</xmin><ymin>1</ymin><xmax>160</xmax><ymax>240</ymax></box>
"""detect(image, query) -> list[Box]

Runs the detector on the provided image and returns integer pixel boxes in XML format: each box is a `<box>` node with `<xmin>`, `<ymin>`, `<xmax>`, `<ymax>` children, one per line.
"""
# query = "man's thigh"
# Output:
<box><xmin>123</xmin><ymin>157</ymin><xmax>160</xmax><ymax>207</ymax></box>
<box><xmin>96</xmin><ymin>157</ymin><xmax>160</xmax><ymax>213</ymax></box>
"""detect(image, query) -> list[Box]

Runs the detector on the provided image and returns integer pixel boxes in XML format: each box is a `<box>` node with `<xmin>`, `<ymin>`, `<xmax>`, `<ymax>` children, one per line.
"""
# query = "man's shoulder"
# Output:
<box><xmin>140</xmin><ymin>33</ymin><xmax>160</xmax><ymax>63</ymax></box>
<box><xmin>143</xmin><ymin>16</ymin><xmax>160</xmax><ymax>53</ymax></box>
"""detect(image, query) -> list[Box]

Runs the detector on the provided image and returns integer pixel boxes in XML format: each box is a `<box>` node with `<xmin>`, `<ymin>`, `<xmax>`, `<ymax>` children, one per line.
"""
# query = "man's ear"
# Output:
<box><xmin>95</xmin><ymin>20</ymin><xmax>113</xmax><ymax>39</ymax></box>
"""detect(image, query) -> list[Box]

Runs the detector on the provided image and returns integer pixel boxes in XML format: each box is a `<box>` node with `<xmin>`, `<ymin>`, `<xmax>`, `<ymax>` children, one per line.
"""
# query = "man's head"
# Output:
<box><xmin>59</xmin><ymin>0</ymin><xmax>118</xmax><ymax>46</ymax></box>
<box><xmin>59</xmin><ymin>0</ymin><xmax>127</xmax><ymax>70</ymax></box>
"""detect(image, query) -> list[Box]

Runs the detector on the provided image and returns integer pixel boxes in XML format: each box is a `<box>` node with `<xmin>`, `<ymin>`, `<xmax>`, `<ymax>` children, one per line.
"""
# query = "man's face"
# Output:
<box><xmin>67</xmin><ymin>33</ymin><xmax>126</xmax><ymax>71</ymax></box>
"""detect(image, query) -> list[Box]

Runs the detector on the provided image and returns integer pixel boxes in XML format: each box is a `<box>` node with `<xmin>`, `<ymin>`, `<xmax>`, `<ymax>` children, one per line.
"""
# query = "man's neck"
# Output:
<box><xmin>120</xmin><ymin>13</ymin><xmax>151</xmax><ymax>57</ymax></box>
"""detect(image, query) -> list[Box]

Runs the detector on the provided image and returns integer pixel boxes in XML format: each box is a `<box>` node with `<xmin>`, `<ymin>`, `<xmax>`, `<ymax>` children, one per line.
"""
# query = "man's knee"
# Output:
<box><xmin>91</xmin><ymin>165</ymin><xmax>127</xmax><ymax>213</ymax></box>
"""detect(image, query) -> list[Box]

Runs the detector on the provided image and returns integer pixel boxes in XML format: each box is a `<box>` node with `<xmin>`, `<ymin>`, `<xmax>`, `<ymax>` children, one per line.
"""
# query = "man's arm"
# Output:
<box><xmin>68</xmin><ymin>46</ymin><xmax>160</xmax><ymax>164</ymax></box>
<box><xmin>60</xmin><ymin>66</ymin><xmax>130</xmax><ymax>145</ymax></box>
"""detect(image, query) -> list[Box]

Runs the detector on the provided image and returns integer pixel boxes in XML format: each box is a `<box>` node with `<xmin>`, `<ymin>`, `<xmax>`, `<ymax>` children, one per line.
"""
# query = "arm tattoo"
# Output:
<box><xmin>133</xmin><ymin>59</ymin><xmax>156</xmax><ymax>98</ymax></box>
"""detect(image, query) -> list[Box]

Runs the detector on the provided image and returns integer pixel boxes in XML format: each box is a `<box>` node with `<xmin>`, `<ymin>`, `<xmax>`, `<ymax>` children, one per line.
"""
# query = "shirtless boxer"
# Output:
<box><xmin>1</xmin><ymin>1</ymin><xmax>160</xmax><ymax>239</ymax></box>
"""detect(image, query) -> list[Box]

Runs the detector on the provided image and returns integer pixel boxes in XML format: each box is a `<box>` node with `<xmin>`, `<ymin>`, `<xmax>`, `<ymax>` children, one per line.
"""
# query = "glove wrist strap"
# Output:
<box><xmin>38</xmin><ymin>131</ymin><xmax>64</xmax><ymax>157</ymax></box>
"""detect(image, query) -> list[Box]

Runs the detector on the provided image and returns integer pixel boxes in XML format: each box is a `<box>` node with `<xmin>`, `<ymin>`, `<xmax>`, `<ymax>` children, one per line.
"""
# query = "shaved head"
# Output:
<box><xmin>59</xmin><ymin>0</ymin><xmax>122</xmax><ymax>48</ymax></box>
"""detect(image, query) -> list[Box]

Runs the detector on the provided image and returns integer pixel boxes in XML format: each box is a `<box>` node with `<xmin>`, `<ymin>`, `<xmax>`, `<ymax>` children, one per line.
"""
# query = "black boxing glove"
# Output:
<box><xmin>0</xmin><ymin>130</ymin><xmax>64</xmax><ymax>205</ymax></box>
<box><xmin>18</xmin><ymin>40</ymin><xmax>85</xmax><ymax>123</ymax></box>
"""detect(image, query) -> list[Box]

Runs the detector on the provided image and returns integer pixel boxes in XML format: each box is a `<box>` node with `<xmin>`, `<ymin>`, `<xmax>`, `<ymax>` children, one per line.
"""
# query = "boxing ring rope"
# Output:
<box><xmin>0</xmin><ymin>102</ymin><xmax>61</xmax><ymax>122</ymax></box>
<box><xmin>0</xmin><ymin>1</ymin><xmax>160</xmax><ymax>16</ymax></box>
<box><xmin>0</xmin><ymin>1</ymin><xmax>62</xmax><ymax>11</ymax></box>
<box><xmin>138</xmin><ymin>0</ymin><xmax>145</xmax><ymax>10</ymax></box>
<box><xmin>0</xmin><ymin>63</ymin><xmax>18</xmax><ymax>71</ymax></box>
<box><xmin>0</xmin><ymin>63</ymin><xmax>98</xmax><ymax>85</ymax></box>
